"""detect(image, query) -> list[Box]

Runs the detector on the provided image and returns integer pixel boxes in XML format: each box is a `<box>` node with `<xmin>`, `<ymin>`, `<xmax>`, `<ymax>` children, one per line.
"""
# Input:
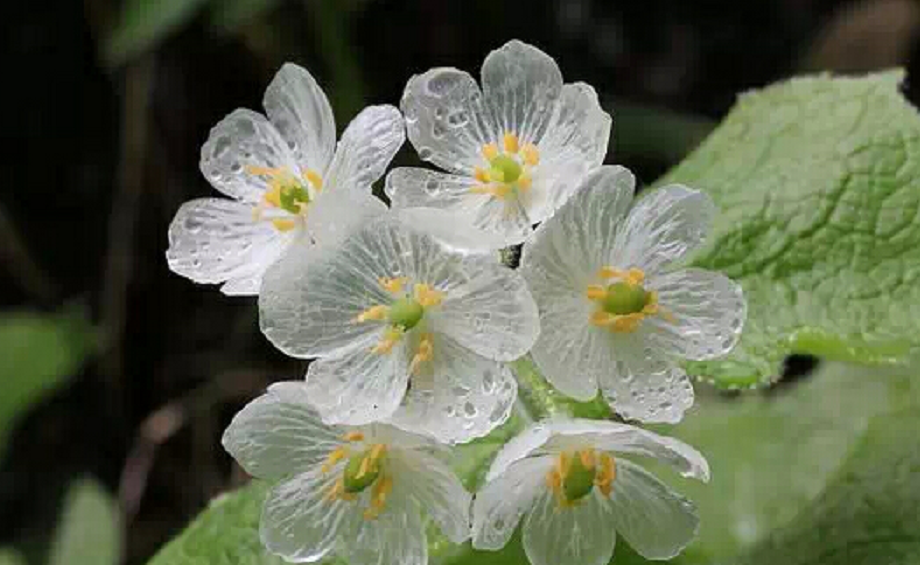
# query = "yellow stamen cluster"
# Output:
<box><xmin>247</xmin><ymin>166</ymin><xmax>323</xmax><ymax>232</ymax></box>
<box><xmin>588</xmin><ymin>267</ymin><xmax>672</xmax><ymax>333</ymax></box>
<box><xmin>470</xmin><ymin>132</ymin><xmax>539</xmax><ymax>200</ymax></box>
<box><xmin>321</xmin><ymin>433</ymin><xmax>393</xmax><ymax>520</ymax></box>
<box><xmin>409</xmin><ymin>333</ymin><xmax>434</xmax><ymax>375</ymax></box>
<box><xmin>545</xmin><ymin>449</ymin><xmax>617</xmax><ymax>508</ymax></box>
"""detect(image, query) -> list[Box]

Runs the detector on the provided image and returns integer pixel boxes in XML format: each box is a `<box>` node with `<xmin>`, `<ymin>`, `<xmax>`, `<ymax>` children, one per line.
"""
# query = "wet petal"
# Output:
<box><xmin>263</xmin><ymin>63</ymin><xmax>336</xmax><ymax>173</ymax></box>
<box><xmin>486</xmin><ymin>423</ymin><xmax>552</xmax><ymax>482</ymax></box>
<box><xmin>522</xmin><ymin>490</ymin><xmax>615</xmax><ymax>565</ymax></box>
<box><xmin>200</xmin><ymin>109</ymin><xmax>299</xmax><ymax>203</ymax></box>
<box><xmin>305</xmin><ymin>341</ymin><xmax>411</xmax><ymax>425</ymax></box>
<box><xmin>221</xmin><ymin>381</ymin><xmax>343</xmax><ymax>479</ymax></box>
<box><xmin>342</xmin><ymin>488</ymin><xmax>427</xmax><ymax>565</ymax></box>
<box><xmin>401</xmin><ymin>68</ymin><xmax>496</xmax><ymax>175</ymax></box>
<box><xmin>326</xmin><ymin>105</ymin><xmax>405</xmax><ymax>191</ymax></box>
<box><xmin>472</xmin><ymin>455</ymin><xmax>553</xmax><ymax>550</ymax></box>
<box><xmin>607</xmin><ymin>459</ymin><xmax>700</xmax><ymax>560</ymax></box>
<box><xmin>389</xmin><ymin>336</ymin><xmax>516</xmax><ymax>444</ymax></box>
<box><xmin>481</xmin><ymin>40</ymin><xmax>563</xmax><ymax>146</ymax></box>
<box><xmin>166</xmin><ymin>197</ymin><xmax>293</xmax><ymax>294</ymax></box>
<box><xmin>385</xmin><ymin>167</ymin><xmax>532</xmax><ymax>246</ymax></box>
<box><xmin>306</xmin><ymin>186</ymin><xmax>388</xmax><ymax>250</ymax></box>
<box><xmin>260</xmin><ymin>466</ymin><xmax>356</xmax><ymax>563</ymax></box>
<box><xmin>613</xmin><ymin>184</ymin><xmax>716</xmax><ymax>275</ymax></box>
<box><xmin>394</xmin><ymin>208</ymin><xmax>511</xmax><ymax>254</ymax></box>
<box><xmin>645</xmin><ymin>268</ymin><xmax>746</xmax><ymax>361</ymax></box>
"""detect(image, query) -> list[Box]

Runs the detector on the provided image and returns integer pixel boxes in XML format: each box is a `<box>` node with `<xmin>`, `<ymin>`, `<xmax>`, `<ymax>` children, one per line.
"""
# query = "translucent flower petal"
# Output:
<box><xmin>472</xmin><ymin>455</ymin><xmax>553</xmax><ymax>550</ymax></box>
<box><xmin>325</xmin><ymin>105</ymin><xmax>405</xmax><ymax>191</ymax></box>
<box><xmin>394</xmin><ymin>208</ymin><xmax>511</xmax><ymax>254</ymax></box>
<box><xmin>522</xmin><ymin>490</ymin><xmax>615</xmax><ymax>565</ymax></box>
<box><xmin>306</xmin><ymin>186</ymin><xmax>388</xmax><ymax>250</ymax></box>
<box><xmin>485</xmin><ymin>423</ymin><xmax>552</xmax><ymax>482</ymax></box>
<box><xmin>166</xmin><ymin>197</ymin><xmax>294</xmax><ymax>294</ymax></box>
<box><xmin>540</xmin><ymin>419</ymin><xmax>710</xmax><ymax>481</ymax></box>
<box><xmin>607</xmin><ymin>459</ymin><xmax>700</xmax><ymax>560</ymax></box>
<box><xmin>341</xmin><ymin>488</ymin><xmax>427</xmax><ymax>565</ymax></box>
<box><xmin>645</xmin><ymin>268</ymin><xmax>746</xmax><ymax>361</ymax></box>
<box><xmin>221</xmin><ymin>381</ymin><xmax>343</xmax><ymax>479</ymax></box>
<box><xmin>430</xmin><ymin>255</ymin><xmax>540</xmax><ymax>362</ymax></box>
<box><xmin>612</xmin><ymin>184</ymin><xmax>717</xmax><ymax>275</ymax></box>
<box><xmin>388</xmin><ymin>447</ymin><xmax>472</xmax><ymax>543</ymax></box>
<box><xmin>385</xmin><ymin>167</ymin><xmax>532</xmax><ymax>246</ymax></box>
<box><xmin>200</xmin><ymin>109</ymin><xmax>299</xmax><ymax>203</ymax></box>
<box><xmin>598</xmin><ymin>332</ymin><xmax>696</xmax><ymax>424</ymax></box>
<box><xmin>401</xmin><ymin>68</ymin><xmax>496</xmax><ymax>175</ymax></box>
<box><xmin>305</xmin><ymin>340</ymin><xmax>411</xmax><ymax>425</ymax></box>
<box><xmin>260</xmin><ymin>465</ymin><xmax>356</xmax><ymax>563</ymax></box>
<box><xmin>263</xmin><ymin>63</ymin><xmax>336</xmax><ymax>174</ymax></box>
<box><xmin>389</xmin><ymin>336</ymin><xmax>516</xmax><ymax>444</ymax></box>
<box><xmin>481</xmin><ymin>40</ymin><xmax>563</xmax><ymax>146</ymax></box>
<box><xmin>362</xmin><ymin>422</ymin><xmax>445</xmax><ymax>453</ymax></box>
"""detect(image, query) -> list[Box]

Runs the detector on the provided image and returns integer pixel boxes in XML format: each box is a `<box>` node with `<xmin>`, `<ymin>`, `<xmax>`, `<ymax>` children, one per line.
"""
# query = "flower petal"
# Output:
<box><xmin>431</xmin><ymin>256</ymin><xmax>539</xmax><ymax>362</ymax></box>
<box><xmin>522</xmin><ymin>490</ymin><xmax>615</xmax><ymax>565</ymax></box>
<box><xmin>200</xmin><ymin>109</ymin><xmax>299</xmax><ymax>203</ymax></box>
<box><xmin>388</xmin><ymin>447</ymin><xmax>472</xmax><ymax>543</ymax></box>
<box><xmin>325</xmin><ymin>105</ymin><xmax>405</xmax><ymax>191</ymax></box>
<box><xmin>221</xmin><ymin>381</ymin><xmax>343</xmax><ymax>479</ymax></box>
<box><xmin>394</xmin><ymin>208</ymin><xmax>511</xmax><ymax>254</ymax></box>
<box><xmin>613</xmin><ymin>184</ymin><xmax>717</xmax><ymax>275</ymax></box>
<box><xmin>342</xmin><ymin>487</ymin><xmax>428</xmax><ymax>565</ymax></box>
<box><xmin>645</xmin><ymin>268</ymin><xmax>746</xmax><ymax>361</ymax></box>
<box><xmin>486</xmin><ymin>423</ymin><xmax>553</xmax><ymax>482</ymax></box>
<box><xmin>606</xmin><ymin>459</ymin><xmax>700</xmax><ymax>560</ymax></box>
<box><xmin>401</xmin><ymin>68</ymin><xmax>496</xmax><ymax>175</ymax></box>
<box><xmin>481</xmin><ymin>40</ymin><xmax>564</xmax><ymax>146</ymax></box>
<box><xmin>540</xmin><ymin>419</ymin><xmax>710</xmax><ymax>481</ymax></box>
<box><xmin>260</xmin><ymin>466</ymin><xmax>355</xmax><ymax>563</ymax></box>
<box><xmin>472</xmin><ymin>455</ymin><xmax>553</xmax><ymax>551</ymax></box>
<box><xmin>388</xmin><ymin>336</ymin><xmax>516</xmax><ymax>444</ymax></box>
<box><xmin>599</xmin><ymin>332</ymin><xmax>696</xmax><ymax>424</ymax></box>
<box><xmin>166</xmin><ymin>197</ymin><xmax>293</xmax><ymax>294</ymax></box>
<box><xmin>263</xmin><ymin>63</ymin><xmax>336</xmax><ymax>174</ymax></box>
<box><xmin>306</xmin><ymin>186</ymin><xmax>388</xmax><ymax>250</ymax></box>
<box><xmin>305</xmin><ymin>340</ymin><xmax>412</xmax><ymax>425</ymax></box>
<box><xmin>385</xmin><ymin>167</ymin><xmax>532</xmax><ymax>246</ymax></box>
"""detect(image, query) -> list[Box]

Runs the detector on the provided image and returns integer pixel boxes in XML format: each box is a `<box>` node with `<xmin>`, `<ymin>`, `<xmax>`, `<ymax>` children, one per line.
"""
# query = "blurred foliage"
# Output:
<box><xmin>0</xmin><ymin>310</ymin><xmax>96</xmax><ymax>460</ymax></box>
<box><xmin>105</xmin><ymin>0</ymin><xmax>210</xmax><ymax>66</ymax></box>
<box><xmin>0</xmin><ymin>549</ymin><xmax>26</xmax><ymax>565</ymax></box>
<box><xmin>47</xmin><ymin>478</ymin><xmax>120</xmax><ymax>565</ymax></box>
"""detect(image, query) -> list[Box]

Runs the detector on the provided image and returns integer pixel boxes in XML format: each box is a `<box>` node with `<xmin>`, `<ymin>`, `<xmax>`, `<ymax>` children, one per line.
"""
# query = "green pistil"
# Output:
<box><xmin>602</xmin><ymin>282</ymin><xmax>650</xmax><ymax>315</ymax></box>
<box><xmin>388</xmin><ymin>298</ymin><xmax>424</xmax><ymax>330</ymax></box>
<box><xmin>489</xmin><ymin>154</ymin><xmax>523</xmax><ymax>183</ymax></box>
<box><xmin>343</xmin><ymin>450</ymin><xmax>383</xmax><ymax>494</ymax></box>
<box><xmin>563</xmin><ymin>455</ymin><xmax>597</xmax><ymax>502</ymax></box>
<box><xmin>279</xmin><ymin>184</ymin><xmax>311</xmax><ymax>214</ymax></box>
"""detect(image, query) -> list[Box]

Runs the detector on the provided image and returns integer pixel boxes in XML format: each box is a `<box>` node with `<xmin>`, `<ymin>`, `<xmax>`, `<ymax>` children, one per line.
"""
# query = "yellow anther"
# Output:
<box><xmin>503</xmin><ymin>132</ymin><xmax>520</xmax><ymax>154</ymax></box>
<box><xmin>624</xmin><ymin>268</ymin><xmax>645</xmax><ymax>286</ymax></box>
<box><xmin>414</xmin><ymin>284</ymin><xmax>444</xmax><ymax>308</ymax></box>
<box><xmin>263</xmin><ymin>186</ymin><xmax>282</xmax><ymax>208</ymax></box>
<box><xmin>379</xmin><ymin>276</ymin><xmax>408</xmax><ymax>295</ymax></box>
<box><xmin>356</xmin><ymin>455</ymin><xmax>372</xmax><ymax>479</ymax></box>
<box><xmin>474</xmin><ymin>167</ymin><xmax>491</xmax><ymax>184</ymax></box>
<box><xmin>517</xmin><ymin>174</ymin><xmax>532</xmax><ymax>191</ymax></box>
<box><xmin>586</xmin><ymin>285</ymin><xmax>608</xmax><ymax>300</ymax></box>
<box><xmin>482</xmin><ymin>143</ymin><xmax>499</xmax><ymax>161</ymax></box>
<box><xmin>271</xmin><ymin>218</ymin><xmax>297</xmax><ymax>232</ymax></box>
<box><xmin>369</xmin><ymin>443</ymin><xmax>386</xmax><ymax>462</ymax></box>
<box><xmin>343</xmin><ymin>431</ymin><xmax>365</xmax><ymax>442</ymax></box>
<box><xmin>598</xmin><ymin>267</ymin><xmax>647</xmax><ymax>286</ymax></box>
<box><xmin>321</xmin><ymin>446</ymin><xmax>349</xmax><ymax>474</ymax></box>
<box><xmin>303</xmin><ymin>169</ymin><xmax>323</xmax><ymax>190</ymax></box>
<box><xmin>371</xmin><ymin>327</ymin><xmax>403</xmax><ymax>355</ymax></box>
<box><xmin>363</xmin><ymin>476</ymin><xmax>393</xmax><ymax>520</ymax></box>
<box><xmin>409</xmin><ymin>333</ymin><xmax>435</xmax><ymax>375</ymax></box>
<box><xmin>355</xmin><ymin>305</ymin><xmax>390</xmax><ymax>323</ymax></box>
<box><xmin>521</xmin><ymin>144</ymin><xmax>540</xmax><ymax>166</ymax></box>
<box><xmin>469</xmin><ymin>184</ymin><xmax>513</xmax><ymax>199</ymax></box>
<box><xmin>596</xmin><ymin>454</ymin><xmax>616</xmax><ymax>497</ymax></box>
<box><xmin>246</xmin><ymin>165</ymin><xmax>284</xmax><ymax>177</ymax></box>
<box><xmin>579</xmin><ymin>449</ymin><xmax>596</xmax><ymax>470</ymax></box>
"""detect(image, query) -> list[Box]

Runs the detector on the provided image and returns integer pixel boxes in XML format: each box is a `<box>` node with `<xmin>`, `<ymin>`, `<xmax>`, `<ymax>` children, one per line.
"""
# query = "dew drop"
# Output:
<box><xmin>418</xmin><ymin>147</ymin><xmax>434</xmax><ymax>160</ymax></box>
<box><xmin>213</xmin><ymin>136</ymin><xmax>231</xmax><ymax>158</ymax></box>
<box><xmin>425</xmin><ymin>179</ymin><xmax>440</xmax><ymax>193</ymax></box>
<box><xmin>230</xmin><ymin>161</ymin><xmax>243</xmax><ymax>173</ymax></box>
<box><xmin>434</xmin><ymin>106</ymin><xmax>447</xmax><ymax>120</ymax></box>
<box><xmin>447</xmin><ymin>110</ymin><xmax>468</xmax><ymax>127</ymax></box>
<box><xmin>432</xmin><ymin>123</ymin><xmax>446</xmax><ymax>139</ymax></box>
<box><xmin>464</xmin><ymin>402</ymin><xmax>477</xmax><ymax>417</ymax></box>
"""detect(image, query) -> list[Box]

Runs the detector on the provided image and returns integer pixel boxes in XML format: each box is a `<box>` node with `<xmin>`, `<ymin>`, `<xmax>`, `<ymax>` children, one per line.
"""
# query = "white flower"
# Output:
<box><xmin>386</xmin><ymin>39</ymin><xmax>611</xmax><ymax>248</ymax></box>
<box><xmin>166</xmin><ymin>63</ymin><xmax>404</xmax><ymax>295</ymax></box>
<box><xmin>472</xmin><ymin>419</ymin><xmax>710</xmax><ymax>565</ymax></box>
<box><xmin>521</xmin><ymin>165</ymin><xmax>746</xmax><ymax>423</ymax></box>
<box><xmin>258</xmin><ymin>216</ymin><xmax>539</xmax><ymax>443</ymax></box>
<box><xmin>222</xmin><ymin>382</ymin><xmax>471</xmax><ymax>565</ymax></box>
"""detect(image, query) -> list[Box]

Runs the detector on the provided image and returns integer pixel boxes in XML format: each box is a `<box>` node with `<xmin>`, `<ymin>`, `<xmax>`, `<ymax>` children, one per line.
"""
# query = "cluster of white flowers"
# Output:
<box><xmin>168</xmin><ymin>40</ymin><xmax>745</xmax><ymax>565</ymax></box>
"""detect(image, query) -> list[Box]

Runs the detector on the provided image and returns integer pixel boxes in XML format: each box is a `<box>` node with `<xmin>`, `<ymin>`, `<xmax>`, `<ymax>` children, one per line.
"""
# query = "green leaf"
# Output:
<box><xmin>0</xmin><ymin>310</ymin><xmax>95</xmax><ymax>459</ymax></box>
<box><xmin>105</xmin><ymin>0</ymin><xmax>209</xmax><ymax>66</ymax></box>
<box><xmin>660</xmin><ymin>70</ymin><xmax>920</xmax><ymax>387</ymax></box>
<box><xmin>0</xmin><ymin>549</ymin><xmax>25</xmax><ymax>565</ymax></box>
<box><xmin>48</xmin><ymin>478</ymin><xmax>121</xmax><ymax>565</ymax></box>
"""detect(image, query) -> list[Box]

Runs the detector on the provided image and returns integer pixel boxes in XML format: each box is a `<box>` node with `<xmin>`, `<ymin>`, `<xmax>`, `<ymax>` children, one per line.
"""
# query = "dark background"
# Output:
<box><xmin>2</xmin><ymin>0</ymin><xmax>918</xmax><ymax>562</ymax></box>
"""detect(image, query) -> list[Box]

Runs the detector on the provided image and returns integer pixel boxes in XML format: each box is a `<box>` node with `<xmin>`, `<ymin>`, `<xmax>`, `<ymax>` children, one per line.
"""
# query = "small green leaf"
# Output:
<box><xmin>105</xmin><ymin>0</ymin><xmax>209</xmax><ymax>66</ymax></box>
<box><xmin>0</xmin><ymin>310</ymin><xmax>95</xmax><ymax>460</ymax></box>
<box><xmin>661</xmin><ymin>70</ymin><xmax>920</xmax><ymax>387</ymax></box>
<box><xmin>48</xmin><ymin>478</ymin><xmax>121</xmax><ymax>565</ymax></box>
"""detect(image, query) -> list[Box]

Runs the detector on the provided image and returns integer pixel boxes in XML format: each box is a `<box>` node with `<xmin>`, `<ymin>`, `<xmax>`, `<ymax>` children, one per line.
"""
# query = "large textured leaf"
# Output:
<box><xmin>0</xmin><ymin>310</ymin><xmax>95</xmax><ymax>459</ymax></box>
<box><xmin>661</xmin><ymin>70</ymin><xmax>920</xmax><ymax>387</ymax></box>
<box><xmin>48</xmin><ymin>478</ymin><xmax>121</xmax><ymax>565</ymax></box>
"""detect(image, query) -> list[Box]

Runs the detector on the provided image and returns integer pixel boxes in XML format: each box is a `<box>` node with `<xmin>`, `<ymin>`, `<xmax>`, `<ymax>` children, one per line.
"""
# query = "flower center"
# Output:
<box><xmin>601</xmin><ymin>281</ymin><xmax>651</xmax><ymax>315</ymax></box>
<box><xmin>321</xmin><ymin>435</ymin><xmax>393</xmax><ymax>520</ymax></box>
<box><xmin>587</xmin><ymin>267</ymin><xmax>669</xmax><ymax>333</ymax></box>
<box><xmin>343</xmin><ymin>445</ymin><xmax>386</xmax><ymax>494</ymax></box>
<box><xmin>388</xmin><ymin>297</ymin><xmax>425</xmax><ymax>330</ymax></box>
<box><xmin>247</xmin><ymin>166</ymin><xmax>323</xmax><ymax>232</ymax></box>
<box><xmin>469</xmin><ymin>132</ymin><xmax>539</xmax><ymax>200</ymax></box>
<box><xmin>489</xmin><ymin>154</ymin><xmax>523</xmax><ymax>184</ymax></box>
<box><xmin>546</xmin><ymin>449</ymin><xmax>617</xmax><ymax>507</ymax></box>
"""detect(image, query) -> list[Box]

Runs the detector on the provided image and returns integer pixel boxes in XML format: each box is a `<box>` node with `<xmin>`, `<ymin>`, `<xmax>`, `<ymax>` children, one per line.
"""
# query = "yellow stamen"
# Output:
<box><xmin>414</xmin><ymin>284</ymin><xmax>444</xmax><ymax>308</ymax></box>
<box><xmin>469</xmin><ymin>184</ymin><xmax>513</xmax><ymax>199</ymax></box>
<box><xmin>263</xmin><ymin>186</ymin><xmax>282</xmax><ymax>208</ymax></box>
<box><xmin>356</xmin><ymin>455</ymin><xmax>372</xmax><ymax>479</ymax></box>
<box><xmin>595</xmin><ymin>454</ymin><xmax>616</xmax><ymax>497</ymax></box>
<box><xmin>363</xmin><ymin>476</ymin><xmax>393</xmax><ymax>520</ymax></box>
<box><xmin>586</xmin><ymin>284</ymin><xmax>608</xmax><ymax>300</ymax></box>
<box><xmin>503</xmin><ymin>132</ymin><xmax>520</xmax><ymax>154</ymax></box>
<box><xmin>271</xmin><ymin>218</ymin><xmax>297</xmax><ymax>232</ymax></box>
<box><xmin>409</xmin><ymin>333</ymin><xmax>434</xmax><ymax>375</ymax></box>
<box><xmin>371</xmin><ymin>327</ymin><xmax>403</xmax><ymax>355</ymax></box>
<box><xmin>579</xmin><ymin>449</ymin><xmax>596</xmax><ymax>470</ymax></box>
<box><xmin>304</xmin><ymin>169</ymin><xmax>323</xmax><ymax>190</ymax></box>
<box><xmin>369</xmin><ymin>443</ymin><xmax>386</xmax><ymax>462</ymax></box>
<box><xmin>482</xmin><ymin>143</ymin><xmax>499</xmax><ymax>161</ymax></box>
<box><xmin>246</xmin><ymin>165</ymin><xmax>283</xmax><ymax>177</ymax></box>
<box><xmin>355</xmin><ymin>305</ymin><xmax>390</xmax><ymax>323</ymax></box>
<box><xmin>521</xmin><ymin>144</ymin><xmax>540</xmax><ymax>166</ymax></box>
<box><xmin>343</xmin><ymin>431</ymin><xmax>365</xmax><ymax>442</ymax></box>
<box><xmin>597</xmin><ymin>267</ymin><xmax>646</xmax><ymax>286</ymax></box>
<box><xmin>321</xmin><ymin>446</ymin><xmax>349</xmax><ymax>474</ymax></box>
<box><xmin>325</xmin><ymin>478</ymin><xmax>356</xmax><ymax>502</ymax></box>
<box><xmin>379</xmin><ymin>276</ymin><xmax>408</xmax><ymax>295</ymax></box>
<box><xmin>474</xmin><ymin>167</ymin><xmax>491</xmax><ymax>184</ymax></box>
<box><xmin>517</xmin><ymin>174</ymin><xmax>532</xmax><ymax>191</ymax></box>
